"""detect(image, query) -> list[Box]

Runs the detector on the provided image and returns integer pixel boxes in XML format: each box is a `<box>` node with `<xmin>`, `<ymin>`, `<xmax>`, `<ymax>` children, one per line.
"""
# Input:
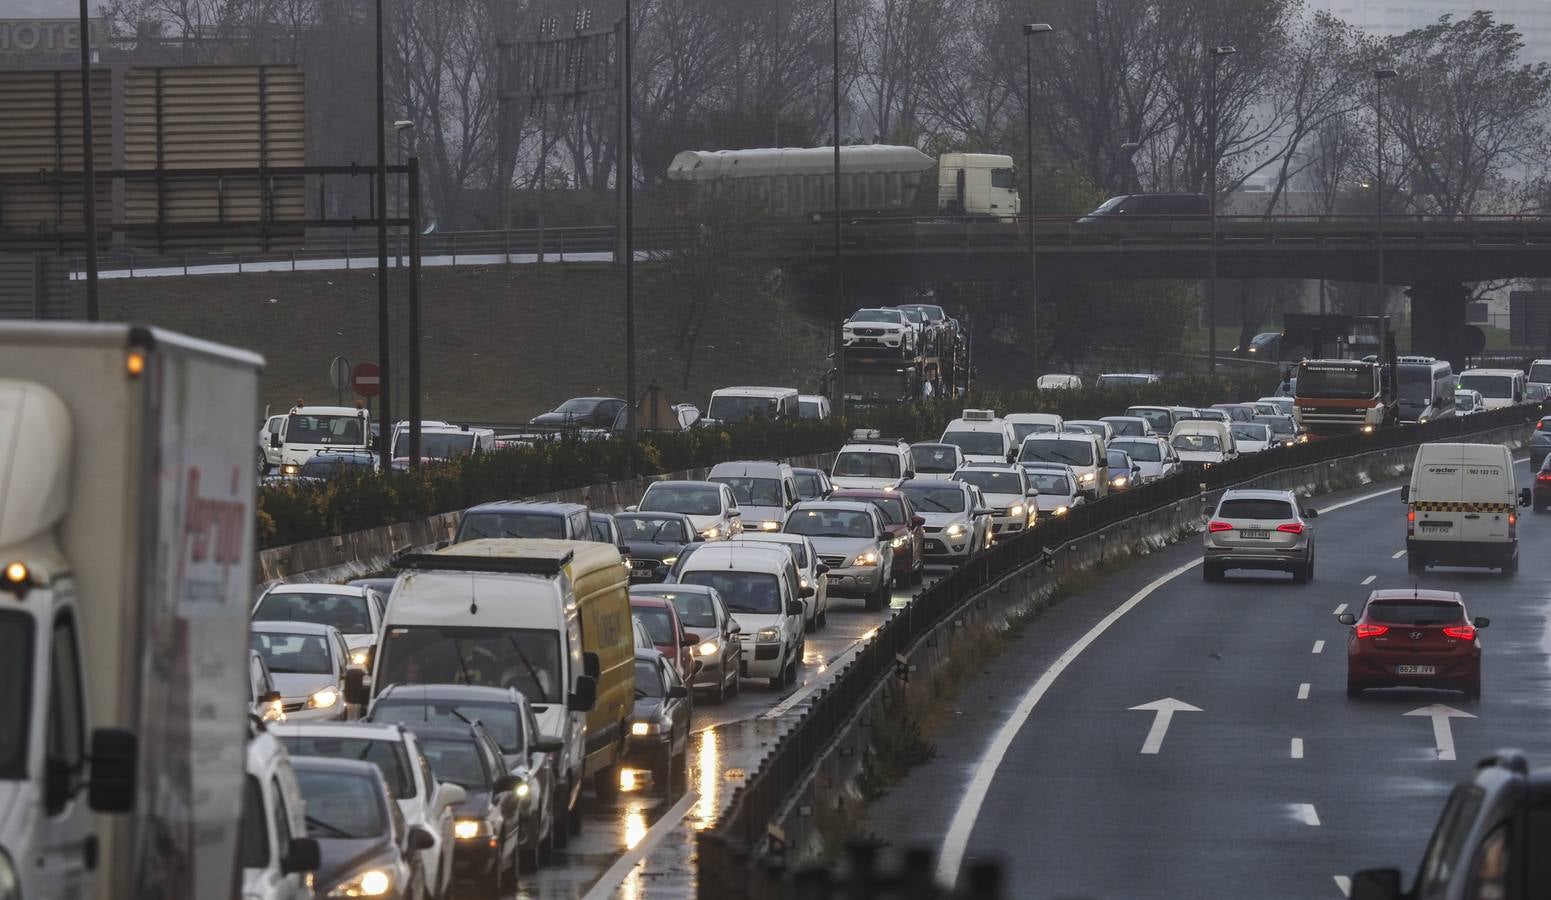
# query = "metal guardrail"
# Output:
<box><xmin>696</xmin><ymin>404</ymin><xmax>1541</xmax><ymax>898</ymax></box>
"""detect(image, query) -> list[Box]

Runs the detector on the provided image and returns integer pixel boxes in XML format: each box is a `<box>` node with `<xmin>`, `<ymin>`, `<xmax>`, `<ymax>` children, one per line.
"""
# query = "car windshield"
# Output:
<box><xmin>799</xmin><ymin>400</ymin><xmax>824</xmax><ymax>419</ymax></box>
<box><xmin>954</xmin><ymin>470</ymin><xmax>1023</xmax><ymax>495</ymax></box>
<box><xmin>293</xmin><ymin>769</ymin><xmax>387</xmax><ymax>838</ymax></box>
<box><xmin>1114</xmin><ymin>441</ymin><xmax>1160</xmax><ymax>462</ymax></box>
<box><xmin>1218</xmin><ymin>498</ymin><xmax>1295</xmax><ymax>520</ymax></box>
<box><xmin>1454</xmin><ymin>393</ymin><xmax>1477</xmax><ymax>411</ymax></box>
<box><xmin>712</xmin><ymin>476</ymin><xmax>784</xmax><ymax>507</ymax></box>
<box><xmin>1230</xmin><ymin>424</ymin><xmax>1271</xmax><ymax>442</ymax></box>
<box><xmin>1010</xmin><ymin>422</ymin><xmax>1059</xmax><ymax>442</ymax></box>
<box><xmin>1297</xmin><ymin>364</ymin><xmax>1376</xmax><ymax>399</ymax></box>
<box><xmin>866</xmin><ymin>497</ymin><xmax>907</xmax><ymax>525</ymax></box>
<box><xmin>910</xmin><ymin>445</ymin><xmax>960</xmax><ymax>473</ymax></box>
<box><xmin>254</xmin><ymin>592</ymin><xmax>373</xmax><ymax>635</ymax></box>
<box><xmin>1458</xmin><ymin>374</ymin><xmax>1513</xmax><ymax>399</ymax></box>
<box><xmin>640</xmin><ymin>484</ymin><xmax>723</xmax><ymax>516</ymax></box>
<box><xmin>1366</xmin><ymin>602</ymin><xmax>1465</xmax><ymax>626</ymax></box>
<box><xmin>1127</xmin><ymin>408</ymin><xmax>1172</xmax><ymax>431</ymax></box>
<box><xmin>375</xmin><ymin>626</ymin><xmax>563</xmax><ymax>704</ymax></box>
<box><xmin>941</xmin><ymin>430</ymin><xmax>1006</xmax><ymax>456</ymax></box>
<box><xmin>554</xmin><ymin>398</ymin><xmax>603</xmax><ymax>415</ymax></box>
<box><xmin>249</xmin><ymin>632</ymin><xmax>333</xmax><ymax>675</ymax></box>
<box><xmin>1172</xmin><ymin>434</ymin><xmax>1222</xmax><ymax>453</ymax></box>
<box><xmin>641</xmin><ymin>590</ymin><xmax>719</xmax><ymax>629</ymax></box>
<box><xmin>708</xmin><ymin>395</ymin><xmax>780</xmax><ymax>421</ymax></box>
<box><xmin>851</xmin><ymin>309</ymin><xmax>901</xmax><ymax>323</ymax></box>
<box><xmin>617</xmin><ymin>515</ymin><xmax>689</xmax><ymax>543</ymax></box>
<box><xmin>418</xmin><ymin>737</ymin><xmax>490</xmax><ymax>789</ymax></box>
<box><xmin>633</xmin><ymin>606</ymin><xmax>677</xmax><ymax>646</ymax></box>
<box><xmin>793</xmin><ymin>472</ymin><xmax>826</xmax><ymax>499</ymax></box>
<box><xmin>1096</xmin><ymin>374</ymin><xmax>1151</xmax><ymax>387</ymax></box>
<box><xmin>900</xmin><ymin>304</ymin><xmax>943</xmax><ymax>321</ymax></box>
<box><xmin>681</xmin><ymin>571</ymin><xmax>782</xmax><ymax>615</ymax></box>
<box><xmin>834</xmin><ymin>451</ymin><xmax>901</xmax><ymax>479</ymax></box>
<box><xmin>1030</xmin><ymin>473</ymin><xmax>1073</xmax><ymax>495</ymax></box>
<box><xmin>899</xmin><ymin>307</ymin><xmax>926</xmax><ymax>324</ymax></box>
<box><xmin>1105</xmin><ymin>419</ymin><xmax>1146</xmax><ymax>436</ymax></box>
<box><xmin>286</xmin><ymin>412</ymin><xmax>364</xmax><ymax>445</ymax></box>
<box><xmin>0</xmin><ymin>612</ymin><xmax>30</xmax><ymax>778</ymax></box>
<box><xmin>279</xmin><ymin>736</ymin><xmax>415</xmax><ymax>798</ymax></box>
<box><xmin>1255</xmin><ymin>416</ymin><xmax>1295</xmax><ymax>437</ymax></box>
<box><xmin>457</xmin><ymin>511</ymin><xmax>565</xmax><ymax>540</ymax></box>
<box><xmin>635</xmin><ymin>660</ymin><xmax>665</xmax><ymax>698</ymax></box>
<box><xmin>393</xmin><ymin>432</ymin><xmax>477</xmax><ymax>459</ymax></box>
<box><xmin>372</xmin><ymin>700</ymin><xmax>524</xmax><ymax>754</ymax></box>
<box><xmin>590</xmin><ymin>517</ymin><xmax>614</xmax><ymax>542</ymax></box>
<box><xmin>784</xmin><ymin>508</ymin><xmax>876</xmax><ymax>538</ymax></box>
<box><xmin>1020</xmin><ymin>440</ymin><xmax>1094</xmax><ymax>467</ymax></box>
<box><xmin>899</xmin><ymin>483</ymin><xmax>967</xmax><ymax>513</ymax></box>
<box><xmin>1399</xmin><ymin>366</ymin><xmax>1439</xmax><ymax>403</ymax></box>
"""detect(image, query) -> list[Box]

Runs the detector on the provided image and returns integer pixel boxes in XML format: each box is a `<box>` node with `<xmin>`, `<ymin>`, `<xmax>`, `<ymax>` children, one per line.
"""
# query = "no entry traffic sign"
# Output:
<box><xmin>352</xmin><ymin>362</ymin><xmax>382</xmax><ymax>398</ymax></box>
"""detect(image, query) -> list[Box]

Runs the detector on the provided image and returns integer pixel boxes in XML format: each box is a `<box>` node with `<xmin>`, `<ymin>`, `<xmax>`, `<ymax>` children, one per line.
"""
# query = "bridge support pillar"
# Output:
<box><xmin>1406</xmin><ymin>281</ymin><xmax>1469</xmax><ymax>365</ymax></box>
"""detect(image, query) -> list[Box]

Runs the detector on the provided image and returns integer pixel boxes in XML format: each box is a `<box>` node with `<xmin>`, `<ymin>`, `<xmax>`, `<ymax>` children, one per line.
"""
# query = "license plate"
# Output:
<box><xmin>827</xmin><ymin>575</ymin><xmax>842</xmax><ymax>585</ymax></box>
<box><xmin>630</xmin><ymin>570</ymin><xmax>655</xmax><ymax>580</ymax></box>
<box><xmin>1239</xmin><ymin>529</ymin><xmax>1269</xmax><ymax>539</ymax></box>
<box><xmin>1395</xmin><ymin>665</ymin><xmax>1436</xmax><ymax>675</ymax></box>
<box><xmin>1419</xmin><ymin>522</ymin><xmax>1452</xmax><ymax>530</ymax></box>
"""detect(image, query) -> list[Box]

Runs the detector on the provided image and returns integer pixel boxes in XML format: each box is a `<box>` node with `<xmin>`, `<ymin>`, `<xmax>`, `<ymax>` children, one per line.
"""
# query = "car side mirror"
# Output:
<box><xmin>1474</xmin><ymin>616</ymin><xmax>1491</xmax><ymax>628</ymax></box>
<box><xmin>1303</xmin><ymin>508</ymin><xmax>1318</xmax><ymax>518</ymax></box>
<box><xmin>1399</xmin><ymin>486</ymin><xmax>1409</xmax><ymax>503</ymax></box>
<box><xmin>583</xmin><ymin>651</ymin><xmax>601</xmax><ymax>680</ymax></box>
<box><xmin>680</xmin><ymin>633</ymin><xmax>699</xmax><ymax>647</ymax></box>
<box><xmin>493</xmin><ymin>774</ymin><xmax>523</xmax><ymax>794</ymax></box>
<box><xmin>87</xmin><ymin>728</ymin><xmax>137</xmax><ymax>812</ymax></box>
<box><xmin>406</xmin><ymin>824</ymin><xmax>436</xmax><ymax>853</ymax></box>
<box><xmin>569</xmin><ymin>675</ymin><xmax>598</xmax><ymax>712</ymax></box>
<box><xmin>668</xmin><ymin>685</ymin><xmax>689</xmax><ymax>699</ymax></box>
<box><xmin>973</xmin><ymin>507</ymin><xmax>992</xmax><ymax>516</ymax></box>
<box><xmin>728</xmin><ymin>621</ymin><xmax>742</xmax><ymax>635</ymax></box>
<box><xmin>904</xmin><ymin>469</ymin><xmax>917</xmax><ymax>479</ymax></box>
<box><xmin>786</xmin><ymin>600</ymin><xmax>805</xmax><ymax>616</ymax></box>
<box><xmin>1348</xmin><ymin>868</ymin><xmax>1403</xmax><ymax>900</ymax></box>
<box><xmin>728</xmin><ymin>509</ymin><xmax>742</xmax><ymax>518</ymax></box>
<box><xmin>1337</xmin><ymin>613</ymin><xmax>1357</xmax><ymax>626</ymax></box>
<box><xmin>1519</xmin><ymin>488</ymin><xmax>1532</xmax><ymax>507</ymax></box>
<box><xmin>260</xmin><ymin>689</ymin><xmax>282</xmax><ymax>705</ymax></box>
<box><xmin>269</xmin><ymin>433</ymin><xmax>281</xmax><ymax>449</ymax></box>
<box><xmin>532</xmin><ymin>737</ymin><xmax>564</xmax><ymax>754</ymax></box>
<box><xmin>343</xmin><ymin>669</ymin><xmax>369</xmax><ymax>707</ymax></box>
<box><xmin>625</xmin><ymin>505</ymin><xmax>639</xmax><ymax>513</ymax></box>
<box><xmin>911</xmin><ymin>515</ymin><xmax>925</xmax><ymax>528</ymax></box>
<box><xmin>437</xmin><ymin>783</ymin><xmax>467</xmax><ymax>807</ymax></box>
<box><xmin>816</xmin><ymin>562</ymin><xmax>831</xmax><ymax>575</ymax></box>
<box><xmin>281</xmin><ymin>837</ymin><xmax>322</xmax><ymax>875</ymax></box>
<box><xmin>617</xmin><ymin>545</ymin><xmax>632</xmax><ymax>557</ymax></box>
<box><xmin>799</xmin><ymin>585</ymin><xmax>815</xmax><ymax>599</ymax></box>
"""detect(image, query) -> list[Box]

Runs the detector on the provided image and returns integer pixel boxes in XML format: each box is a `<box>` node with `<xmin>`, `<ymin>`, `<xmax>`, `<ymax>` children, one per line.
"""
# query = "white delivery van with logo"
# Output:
<box><xmin>1402</xmin><ymin>443</ymin><xmax>1530</xmax><ymax>576</ymax></box>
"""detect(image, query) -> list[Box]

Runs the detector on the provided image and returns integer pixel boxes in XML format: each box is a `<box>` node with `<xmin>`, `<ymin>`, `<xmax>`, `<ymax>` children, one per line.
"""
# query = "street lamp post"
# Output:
<box><xmin>375</xmin><ymin>0</ymin><xmax>392</xmax><ymax>474</ymax></box>
<box><xmin>1023</xmin><ymin>23</ymin><xmax>1053</xmax><ymax>373</ymax></box>
<box><xmin>394</xmin><ymin>120</ymin><xmax>414</xmax><ymax>269</ymax></box>
<box><xmin>1206</xmin><ymin>44</ymin><xmax>1236</xmax><ymax>376</ymax></box>
<box><xmin>1374</xmin><ymin>68</ymin><xmax>1398</xmax><ymax>319</ymax></box>
<box><xmin>833</xmin><ymin>0</ymin><xmax>845</xmax><ymax>414</ymax></box>
<box><xmin>623</xmin><ymin>0</ymin><xmax>637</xmax><ymax>438</ymax></box>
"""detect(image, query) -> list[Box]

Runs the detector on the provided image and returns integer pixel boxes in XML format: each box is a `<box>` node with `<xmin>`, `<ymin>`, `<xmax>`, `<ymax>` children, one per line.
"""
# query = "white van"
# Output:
<box><xmin>1168</xmin><ymin>420</ymin><xmax>1238</xmax><ymax>468</ymax></box>
<box><xmin>1005</xmin><ymin>412</ymin><xmax>1064</xmax><ymax>445</ymax></box>
<box><xmin>1528</xmin><ymin>358</ymin><xmax>1551</xmax><ymax>390</ymax></box>
<box><xmin>677</xmin><ymin>544</ymin><xmax>808</xmax><ymax>689</ymax></box>
<box><xmin>1402</xmin><ymin>443</ymin><xmax>1531</xmax><ymax>576</ymax></box>
<box><xmin>940</xmin><ymin>409</ymin><xmax>1017</xmax><ymax>464</ymax></box>
<box><xmin>1036</xmin><ymin>374</ymin><xmax>1082</xmax><ymax>391</ymax></box>
<box><xmin>705</xmin><ymin>386</ymin><xmax>800</xmax><ymax>425</ymax></box>
<box><xmin>1456</xmin><ymin>368</ymin><xmax>1526</xmax><ymax>410</ymax></box>
<box><xmin>1019</xmin><ymin>433</ymin><xmax>1107</xmax><ymax>500</ymax></box>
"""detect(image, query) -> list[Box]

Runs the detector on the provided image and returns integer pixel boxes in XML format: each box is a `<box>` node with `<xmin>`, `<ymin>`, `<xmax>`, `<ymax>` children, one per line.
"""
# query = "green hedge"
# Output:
<box><xmin>257</xmin><ymin>372</ymin><xmax>1275</xmax><ymax>549</ymax></box>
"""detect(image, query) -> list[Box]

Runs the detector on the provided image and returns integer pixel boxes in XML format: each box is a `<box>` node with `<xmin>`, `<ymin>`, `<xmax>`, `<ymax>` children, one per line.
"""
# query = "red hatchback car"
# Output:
<box><xmin>830</xmin><ymin>488</ymin><xmax>926</xmax><ymax>587</ymax></box>
<box><xmin>1339</xmin><ymin>589</ymin><xmax>1489</xmax><ymax>700</ymax></box>
<box><xmin>630</xmin><ymin>595</ymin><xmax>697</xmax><ymax>682</ymax></box>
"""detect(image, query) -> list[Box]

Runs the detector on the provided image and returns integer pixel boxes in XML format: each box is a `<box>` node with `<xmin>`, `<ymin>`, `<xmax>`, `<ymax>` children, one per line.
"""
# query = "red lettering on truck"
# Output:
<box><xmin>184</xmin><ymin>466</ymin><xmax>246</xmax><ymax>565</ymax></box>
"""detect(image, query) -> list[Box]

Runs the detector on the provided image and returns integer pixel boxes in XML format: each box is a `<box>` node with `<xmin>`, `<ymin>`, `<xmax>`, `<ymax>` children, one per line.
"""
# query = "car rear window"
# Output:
<box><xmin>1366</xmin><ymin>602</ymin><xmax>1463</xmax><ymax>626</ymax></box>
<box><xmin>1217</xmin><ymin>498</ymin><xmax>1295</xmax><ymax>520</ymax></box>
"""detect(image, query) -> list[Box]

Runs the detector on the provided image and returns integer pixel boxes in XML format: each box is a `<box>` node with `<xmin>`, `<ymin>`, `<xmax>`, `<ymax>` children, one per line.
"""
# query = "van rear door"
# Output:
<box><xmin>1458</xmin><ymin>450</ymin><xmax>1511</xmax><ymax>544</ymax></box>
<box><xmin>1413</xmin><ymin>448</ymin><xmax>1467</xmax><ymax>545</ymax></box>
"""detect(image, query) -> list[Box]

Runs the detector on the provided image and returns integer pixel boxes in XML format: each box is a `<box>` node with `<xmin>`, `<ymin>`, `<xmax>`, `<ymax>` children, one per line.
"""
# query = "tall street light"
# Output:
<box><xmin>375</xmin><ymin>0</ymin><xmax>393</xmax><ymax>473</ymax></box>
<box><xmin>1206</xmin><ymin>44</ymin><xmax>1236</xmax><ymax>376</ymax></box>
<box><xmin>622</xmin><ymin>0</ymin><xmax>637</xmax><ymax>438</ymax></box>
<box><xmin>1374</xmin><ymin>68</ymin><xmax>1398</xmax><ymax>319</ymax></box>
<box><xmin>394</xmin><ymin>120</ymin><xmax>414</xmax><ymax>269</ymax></box>
<box><xmin>1023</xmin><ymin>22</ymin><xmax>1053</xmax><ymax>373</ymax></box>
<box><xmin>832</xmin><ymin>0</ymin><xmax>845</xmax><ymax>414</ymax></box>
<box><xmin>77</xmin><ymin>0</ymin><xmax>99</xmax><ymax>321</ymax></box>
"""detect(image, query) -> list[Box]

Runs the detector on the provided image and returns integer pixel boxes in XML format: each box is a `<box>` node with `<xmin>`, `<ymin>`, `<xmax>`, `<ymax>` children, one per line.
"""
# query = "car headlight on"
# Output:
<box><xmin>515</xmin><ymin>780</ymin><xmax>531</xmax><ymax>798</ymax></box>
<box><xmin>1079</xmin><ymin>471</ymin><xmax>1096</xmax><ymax>483</ymax></box>
<box><xmin>759</xmin><ymin>520</ymin><xmax>781</xmax><ymax>531</ymax></box>
<box><xmin>1111</xmin><ymin>476</ymin><xmax>1128</xmax><ymax>487</ymax></box>
<box><xmin>854</xmin><ymin>550</ymin><xmax>880</xmax><ymax>566</ymax></box>
<box><xmin>0</xmin><ymin>848</ymin><xmax>18</xmax><ymax>900</ymax></box>
<box><xmin>1053</xmin><ymin>506</ymin><xmax>1069</xmax><ymax>517</ymax></box>
<box><xmin>327</xmin><ymin>867</ymin><xmax>392</xmax><ymax>897</ymax></box>
<box><xmin>454</xmin><ymin>818</ymin><xmax>491</xmax><ymax>840</ymax></box>
<box><xmin>945</xmin><ymin>524</ymin><xmax>967</xmax><ymax>538</ymax></box>
<box><xmin>701</xmin><ymin>526</ymin><xmax>721</xmax><ymax>540</ymax></box>
<box><xmin>350</xmin><ymin>647</ymin><xmax>372</xmax><ymax>668</ymax></box>
<box><xmin>1361</xmin><ymin>424</ymin><xmax>1376</xmax><ymax>434</ymax></box>
<box><xmin>1297</xmin><ymin>433</ymin><xmax>1310</xmax><ymax>443</ymax></box>
<box><xmin>756</xmin><ymin>627</ymin><xmax>781</xmax><ymax>643</ymax></box>
<box><xmin>661</xmin><ymin>555</ymin><xmax>678</xmax><ymax>566</ymax></box>
<box><xmin>262</xmin><ymin>698</ymin><xmax>286</xmax><ymax>722</ymax></box>
<box><xmin>1418</xmin><ymin>416</ymin><xmax>1429</xmax><ymax>423</ymax></box>
<box><xmin>306</xmin><ymin>686</ymin><xmax>339</xmax><ymax>710</ymax></box>
<box><xmin>632</xmin><ymin>720</ymin><xmax>662</xmax><ymax>736</ymax></box>
<box><xmin>280</xmin><ymin>463</ymin><xmax>301</xmax><ymax>476</ymax></box>
<box><xmin>1008</xmin><ymin>504</ymin><xmax>1026</xmax><ymax>518</ymax></box>
<box><xmin>800</xmin><ymin>575</ymin><xmax>811</xmax><ymax>589</ymax></box>
<box><xmin>694</xmin><ymin>639</ymin><xmax>720</xmax><ymax>657</ymax></box>
<box><xmin>891</xmin><ymin>535</ymin><xmax>908</xmax><ymax>548</ymax></box>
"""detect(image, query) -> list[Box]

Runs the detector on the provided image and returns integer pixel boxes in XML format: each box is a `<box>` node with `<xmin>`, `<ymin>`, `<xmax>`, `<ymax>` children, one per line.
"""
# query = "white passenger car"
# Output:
<box><xmin>940</xmin><ymin>409</ymin><xmax>1017</xmax><ymax>464</ymax></box>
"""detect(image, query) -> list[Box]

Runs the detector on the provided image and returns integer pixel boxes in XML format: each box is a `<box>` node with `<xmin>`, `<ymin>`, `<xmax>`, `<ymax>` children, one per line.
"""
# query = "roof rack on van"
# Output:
<box><xmin>961</xmin><ymin>409</ymin><xmax>997</xmax><ymax>421</ymax></box>
<box><xmin>844</xmin><ymin>438</ymin><xmax>907</xmax><ymax>448</ymax></box>
<box><xmin>392</xmin><ymin>550</ymin><xmax>574</xmax><ymax>576</ymax></box>
<box><xmin>851</xmin><ymin>428</ymin><xmax>882</xmax><ymax>440</ymax></box>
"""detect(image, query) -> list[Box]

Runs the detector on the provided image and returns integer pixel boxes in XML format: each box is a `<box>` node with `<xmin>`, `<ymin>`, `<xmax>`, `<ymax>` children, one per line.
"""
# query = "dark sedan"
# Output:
<box><xmin>290</xmin><ymin>756</ymin><xmax>434</xmax><ymax>900</ymax></box>
<box><xmin>1106</xmin><ymin>448</ymin><xmax>1142</xmax><ymax>493</ymax></box>
<box><xmin>1531</xmin><ymin>416</ymin><xmax>1551</xmax><ymax>469</ymax></box>
<box><xmin>624</xmin><ymin>649</ymin><xmax>693</xmax><ymax>796</ymax></box>
<box><xmin>792</xmin><ymin>467</ymin><xmax>834</xmax><ymax>501</ymax></box>
<box><xmin>1535</xmin><ymin>455</ymin><xmax>1551</xmax><ymax>512</ymax></box>
<box><xmin>412</xmin><ymin>722</ymin><xmax>525</xmax><ymax>895</ymax></box>
<box><xmin>529</xmin><ymin>396</ymin><xmax>627</xmax><ymax>428</ymax></box>
<box><xmin>830</xmin><ymin>488</ymin><xmax>926</xmax><ymax>586</ymax></box>
<box><xmin>616</xmin><ymin>512</ymin><xmax>701</xmax><ymax>582</ymax></box>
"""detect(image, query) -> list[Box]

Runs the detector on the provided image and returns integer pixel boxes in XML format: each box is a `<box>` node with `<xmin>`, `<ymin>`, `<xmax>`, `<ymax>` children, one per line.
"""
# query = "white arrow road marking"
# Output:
<box><xmin>1405</xmin><ymin>704</ymin><xmax>1476</xmax><ymax>761</ymax></box>
<box><xmin>1334</xmin><ymin>875</ymin><xmax>1352</xmax><ymax>896</ymax></box>
<box><xmin>1392</xmin><ymin>549</ymin><xmax>1406</xmax><ymax>558</ymax></box>
<box><xmin>1292</xmin><ymin>803</ymin><xmax>1321</xmax><ymax>826</ymax></box>
<box><xmin>1129</xmin><ymin>698</ymin><xmax>1202</xmax><ymax>754</ymax></box>
<box><xmin>1297</xmin><ymin>682</ymin><xmax>1310</xmax><ymax>700</ymax></box>
<box><xmin>1291</xmin><ymin>738</ymin><xmax>1304</xmax><ymax>759</ymax></box>
<box><xmin>1361</xmin><ymin>575</ymin><xmax>1376</xmax><ymax>585</ymax></box>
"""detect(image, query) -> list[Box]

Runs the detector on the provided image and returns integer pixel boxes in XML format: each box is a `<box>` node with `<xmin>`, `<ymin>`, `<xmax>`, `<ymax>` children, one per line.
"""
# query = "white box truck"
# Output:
<box><xmin>0</xmin><ymin>323</ymin><xmax>264</xmax><ymax>900</ymax></box>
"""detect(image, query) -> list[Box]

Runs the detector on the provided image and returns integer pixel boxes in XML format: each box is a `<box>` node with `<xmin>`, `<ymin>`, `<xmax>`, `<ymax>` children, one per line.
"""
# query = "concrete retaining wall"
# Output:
<box><xmin>255</xmin><ymin>453</ymin><xmax>836</xmax><ymax>588</ymax></box>
<box><xmin>763</xmin><ymin>423</ymin><xmax>1530</xmax><ymax>871</ymax></box>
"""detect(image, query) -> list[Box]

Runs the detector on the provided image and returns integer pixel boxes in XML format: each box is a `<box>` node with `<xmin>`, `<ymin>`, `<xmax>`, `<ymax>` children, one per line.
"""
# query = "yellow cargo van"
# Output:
<box><xmin>360</xmin><ymin>538</ymin><xmax>635</xmax><ymax>840</ymax></box>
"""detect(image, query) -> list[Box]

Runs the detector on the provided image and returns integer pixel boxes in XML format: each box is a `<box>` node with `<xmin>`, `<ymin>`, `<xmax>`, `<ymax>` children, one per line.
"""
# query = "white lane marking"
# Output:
<box><xmin>1361</xmin><ymin>574</ymin><xmax>1376</xmax><ymax>585</ymax></box>
<box><xmin>1291</xmin><ymin>738</ymin><xmax>1304</xmax><ymax>759</ymax></box>
<box><xmin>579</xmin><ymin>791</ymin><xmax>700</xmax><ymax>900</ymax></box>
<box><xmin>1128</xmin><ymin>698</ymin><xmax>1202</xmax><ymax>754</ymax></box>
<box><xmin>1333</xmin><ymin>603</ymin><xmax>1348</xmax><ymax>615</ymax></box>
<box><xmin>1404</xmin><ymin>704</ymin><xmax>1477</xmax><ymax>761</ymax></box>
<box><xmin>1293</xmin><ymin>803</ymin><xmax>1322</xmax><ymax>826</ymax></box>
<box><xmin>934</xmin><ymin>557</ymin><xmax>1202</xmax><ymax>882</ymax></box>
<box><xmin>761</xmin><ymin>630</ymin><xmax>877</xmax><ymax>720</ymax></box>
<box><xmin>934</xmin><ymin>483</ymin><xmax>1403</xmax><ymax>885</ymax></box>
<box><xmin>1392</xmin><ymin>549</ymin><xmax>1406</xmax><ymax>558</ymax></box>
<box><xmin>1298</xmin><ymin>683</ymin><xmax>1310</xmax><ymax>700</ymax></box>
<box><xmin>1335</xmin><ymin>875</ymin><xmax>1352</xmax><ymax>897</ymax></box>
<box><xmin>1312</xmin><ymin>640</ymin><xmax>1325</xmax><ymax>654</ymax></box>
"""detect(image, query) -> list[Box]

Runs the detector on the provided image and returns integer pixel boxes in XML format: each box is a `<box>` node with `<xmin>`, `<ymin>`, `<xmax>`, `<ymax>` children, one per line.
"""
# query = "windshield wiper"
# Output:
<box><xmin>505</xmin><ymin>636</ymin><xmax>551</xmax><ymax>701</ymax></box>
<box><xmin>305</xmin><ymin>815</ymin><xmax>354</xmax><ymax>839</ymax></box>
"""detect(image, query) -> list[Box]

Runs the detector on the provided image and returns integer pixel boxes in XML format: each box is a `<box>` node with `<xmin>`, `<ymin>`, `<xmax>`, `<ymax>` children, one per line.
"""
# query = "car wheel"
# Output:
<box><xmin>1346</xmin><ymin>678</ymin><xmax>1363</xmax><ymax>699</ymax></box>
<box><xmin>784</xmin><ymin>648</ymin><xmax>800</xmax><ymax>685</ymax></box>
<box><xmin>551</xmin><ymin>789</ymin><xmax>570</xmax><ymax>848</ymax></box>
<box><xmin>594</xmin><ymin>762</ymin><xmax>620</xmax><ymax>801</ymax></box>
<box><xmin>769</xmin><ymin>649</ymin><xmax>785</xmax><ymax>689</ymax></box>
<box><xmin>805</xmin><ymin>612</ymin><xmax>817</xmax><ymax>634</ymax></box>
<box><xmin>521</xmin><ymin>836</ymin><xmax>542</xmax><ymax>874</ymax></box>
<box><xmin>911</xmin><ymin>558</ymin><xmax>924</xmax><ymax>585</ymax></box>
<box><xmin>817</xmin><ymin>607</ymin><xmax>828</xmax><ymax>628</ymax></box>
<box><xmin>728</xmin><ymin>667</ymin><xmax>741</xmax><ymax>698</ymax></box>
<box><xmin>1407</xmin><ymin>554</ymin><xmax>1425</xmax><ymax>577</ymax></box>
<box><xmin>1503</xmin><ymin>556</ymin><xmax>1518</xmax><ymax>577</ymax></box>
<box><xmin>1292</xmin><ymin>562</ymin><xmax>1309</xmax><ymax>584</ymax></box>
<box><xmin>652</xmin><ymin>746</ymin><xmax>672</xmax><ymax>794</ymax></box>
<box><xmin>865</xmin><ymin>579</ymin><xmax>887</xmax><ymax>611</ymax></box>
<box><xmin>565</xmin><ymin>784</ymin><xmax>582</xmax><ymax>836</ymax></box>
<box><xmin>894</xmin><ymin>567</ymin><xmax>910</xmax><ymax>590</ymax></box>
<box><xmin>487</xmin><ymin>838</ymin><xmax>508</xmax><ymax>899</ymax></box>
<box><xmin>713</xmin><ymin>669</ymin><xmax>727</xmax><ymax>704</ymax></box>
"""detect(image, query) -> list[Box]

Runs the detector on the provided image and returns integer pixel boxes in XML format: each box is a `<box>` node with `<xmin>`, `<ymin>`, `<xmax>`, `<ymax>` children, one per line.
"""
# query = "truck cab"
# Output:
<box><xmin>267</xmin><ymin>403</ymin><xmax>373</xmax><ymax>476</ymax></box>
<box><xmin>1294</xmin><ymin>358</ymin><xmax>1397</xmax><ymax>437</ymax></box>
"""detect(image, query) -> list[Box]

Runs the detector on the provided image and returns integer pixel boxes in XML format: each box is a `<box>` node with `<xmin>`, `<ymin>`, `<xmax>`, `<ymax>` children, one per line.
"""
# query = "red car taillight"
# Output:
<box><xmin>1276</xmin><ymin>522</ymin><xmax>1304</xmax><ymax>535</ymax></box>
<box><xmin>1208</xmin><ymin>520</ymin><xmax>1233</xmax><ymax>533</ymax></box>
<box><xmin>1355</xmin><ymin>623</ymin><xmax>1388</xmax><ymax>638</ymax></box>
<box><xmin>1407</xmin><ymin>507</ymin><xmax>1415</xmax><ymax>537</ymax></box>
<box><xmin>1442</xmin><ymin>625</ymin><xmax>1476</xmax><ymax>640</ymax></box>
<box><xmin>1539</xmin><ymin>472</ymin><xmax>1551</xmax><ymax>482</ymax></box>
